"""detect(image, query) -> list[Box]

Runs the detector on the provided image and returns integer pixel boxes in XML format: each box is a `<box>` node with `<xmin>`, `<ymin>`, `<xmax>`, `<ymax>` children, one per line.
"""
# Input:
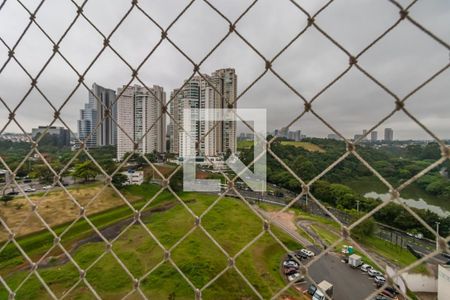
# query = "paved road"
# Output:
<box><xmin>226</xmin><ymin>187</ymin><xmax>450</xmax><ymax>265</ymax></box>
<box><xmin>256</xmin><ymin>206</ymin><xmax>313</xmax><ymax>247</ymax></box>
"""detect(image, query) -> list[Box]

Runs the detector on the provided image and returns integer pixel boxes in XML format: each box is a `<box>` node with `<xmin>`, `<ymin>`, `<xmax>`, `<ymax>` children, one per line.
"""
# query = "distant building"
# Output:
<box><xmin>116</xmin><ymin>84</ymin><xmax>166</xmax><ymax>161</ymax></box>
<box><xmin>293</xmin><ymin>130</ymin><xmax>302</xmax><ymax>141</ymax></box>
<box><xmin>327</xmin><ymin>133</ymin><xmax>340</xmax><ymax>140</ymax></box>
<box><xmin>288</xmin><ymin>131</ymin><xmax>294</xmax><ymax>140</ymax></box>
<box><xmin>370</xmin><ymin>131</ymin><xmax>378</xmax><ymax>142</ymax></box>
<box><xmin>273</xmin><ymin>128</ymin><xmax>302</xmax><ymax>141</ymax></box>
<box><xmin>92</xmin><ymin>83</ymin><xmax>117</xmax><ymax>146</ymax></box>
<box><xmin>238</xmin><ymin>132</ymin><xmax>254</xmax><ymax>141</ymax></box>
<box><xmin>31</xmin><ymin>126</ymin><xmax>70</xmax><ymax>146</ymax></box>
<box><xmin>384</xmin><ymin>128</ymin><xmax>394</xmax><ymax>142</ymax></box>
<box><xmin>279</xmin><ymin>127</ymin><xmax>288</xmax><ymax>138</ymax></box>
<box><xmin>353</xmin><ymin>134</ymin><xmax>363</xmax><ymax>141</ymax></box>
<box><xmin>273</xmin><ymin>129</ymin><xmax>279</xmax><ymax>137</ymax></box>
<box><xmin>121</xmin><ymin>170</ymin><xmax>144</xmax><ymax>186</ymax></box>
<box><xmin>0</xmin><ymin>133</ymin><xmax>29</xmax><ymax>142</ymax></box>
<box><xmin>168</xmin><ymin>68</ymin><xmax>237</xmax><ymax>158</ymax></box>
<box><xmin>77</xmin><ymin>83</ymin><xmax>117</xmax><ymax>148</ymax></box>
<box><xmin>78</xmin><ymin>94</ymin><xmax>97</xmax><ymax>148</ymax></box>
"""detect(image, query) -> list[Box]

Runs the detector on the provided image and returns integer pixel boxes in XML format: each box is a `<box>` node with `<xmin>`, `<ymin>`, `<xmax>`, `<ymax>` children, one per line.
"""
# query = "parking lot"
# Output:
<box><xmin>282</xmin><ymin>246</ymin><xmax>379</xmax><ymax>300</ymax></box>
<box><xmin>308</xmin><ymin>253</ymin><xmax>378</xmax><ymax>300</ymax></box>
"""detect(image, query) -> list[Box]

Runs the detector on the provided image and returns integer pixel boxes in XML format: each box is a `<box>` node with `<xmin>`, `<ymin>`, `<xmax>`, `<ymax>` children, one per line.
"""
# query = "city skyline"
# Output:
<box><xmin>0</xmin><ymin>1</ymin><xmax>448</xmax><ymax>140</ymax></box>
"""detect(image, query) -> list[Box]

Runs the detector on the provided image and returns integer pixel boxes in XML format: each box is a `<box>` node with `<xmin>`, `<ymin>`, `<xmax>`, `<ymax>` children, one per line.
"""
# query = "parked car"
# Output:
<box><xmin>6</xmin><ymin>191</ymin><xmax>19</xmax><ymax>195</ymax></box>
<box><xmin>283</xmin><ymin>260</ymin><xmax>299</xmax><ymax>268</ymax></box>
<box><xmin>24</xmin><ymin>187</ymin><xmax>36</xmax><ymax>192</ymax></box>
<box><xmin>300</xmin><ymin>248</ymin><xmax>315</xmax><ymax>257</ymax></box>
<box><xmin>42</xmin><ymin>185</ymin><xmax>53</xmax><ymax>190</ymax></box>
<box><xmin>361</xmin><ymin>264</ymin><xmax>372</xmax><ymax>272</ymax></box>
<box><xmin>296</xmin><ymin>251</ymin><xmax>308</xmax><ymax>259</ymax></box>
<box><xmin>368</xmin><ymin>269</ymin><xmax>383</xmax><ymax>277</ymax></box>
<box><xmin>23</xmin><ymin>178</ymin><xmax>32</xmax><ymax>183</ymax></box>
<box><xmin>374</xmin><ymin>276</ymin><xmax>386</xmax><ymax>286</ymax></box>
<box><xmin>283</xmin><ymin>267</ymin><xmax>298</xmax><ymax>275</ymax></box>
<box><xmin>287</xmin><ymin>273</ymin><xmax>304</xmax><ymax>283</ymax></box>
<box><xmin>307</xmin><ymin>284</ymin><xmax>317</xmax><ymax>296</ymax></box>
<box><xmin>382</xmin><ymin>287</ymin><xmax>398</xmax><ymax>298</ymax></box>
<box><xmin>374</xmin><ymin>295</ymin><xmax>389</xmax><ymax>300</ymax></box>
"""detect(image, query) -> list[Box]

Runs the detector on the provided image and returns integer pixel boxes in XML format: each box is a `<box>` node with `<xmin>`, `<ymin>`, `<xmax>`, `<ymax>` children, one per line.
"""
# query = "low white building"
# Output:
<box><xmin>121</xmin><ymin>170</ymin><xmax>144</xmax><ymax>186</ymax></box>
<box><xmin>438</xmin><ymin>265</ymin><xmax>450</xmax><ymax>300</ymax></box>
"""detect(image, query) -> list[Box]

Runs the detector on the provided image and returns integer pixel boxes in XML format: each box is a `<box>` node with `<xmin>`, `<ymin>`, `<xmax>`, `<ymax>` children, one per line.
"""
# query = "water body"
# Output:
<box><xmin>365</xmin><ymin>191</ymin><xmax>450</xmax><ymax>218</ymax></box>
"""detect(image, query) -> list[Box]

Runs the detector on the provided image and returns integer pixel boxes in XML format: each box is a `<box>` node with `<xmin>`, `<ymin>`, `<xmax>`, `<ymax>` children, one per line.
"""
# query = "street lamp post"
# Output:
<box><xmin>436</xmin><ymin>221</ymin><xmax>440</xmax><ymax>251</ymax></box>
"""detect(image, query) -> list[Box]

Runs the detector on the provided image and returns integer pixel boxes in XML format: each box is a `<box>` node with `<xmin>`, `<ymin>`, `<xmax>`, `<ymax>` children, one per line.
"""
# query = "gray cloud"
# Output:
<box><xmin>0</xmin><ymin>0</ymin><xmax>448</xmax><ymax>140</ymax></box>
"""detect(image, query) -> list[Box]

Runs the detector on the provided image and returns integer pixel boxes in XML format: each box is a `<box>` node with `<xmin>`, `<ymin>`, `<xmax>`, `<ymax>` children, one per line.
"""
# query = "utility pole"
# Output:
<box><xmin>356</xmin><ymin>200</ymin><xmax>360</xmax><ymax>212</ymax></box>
<box><xmin>436</xmin><ymin>221</ymin><xmax>440</xmax><ymax>251</ymax></box>
<box><xmin>303</xmin><ymin>193</ymin><xmax>308</xmax><ymax>212</ymax></box>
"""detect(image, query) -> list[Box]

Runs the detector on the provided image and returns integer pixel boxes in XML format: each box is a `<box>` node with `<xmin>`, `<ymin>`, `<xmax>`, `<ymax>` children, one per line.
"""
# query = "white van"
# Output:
<box><xmin>313</xmin><ymin>280</ymin><xmax>333</xmax><ymax>300</ymax></box>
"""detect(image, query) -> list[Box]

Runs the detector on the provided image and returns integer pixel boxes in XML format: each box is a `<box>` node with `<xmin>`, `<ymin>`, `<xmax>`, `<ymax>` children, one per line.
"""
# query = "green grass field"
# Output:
<box><xmin>279</xmin><ymin>141</ymin><xmax>325</xmax><ymax>153</ymax></box>
<box><xmin>0</xmin><ymin>184</ymin><xmax>304</xmax><ymax>300</ymax></box>
<box><xmin>237</xmin><ymin>140</ymin><xmax>325</xmax><ymax>154</ymax></box>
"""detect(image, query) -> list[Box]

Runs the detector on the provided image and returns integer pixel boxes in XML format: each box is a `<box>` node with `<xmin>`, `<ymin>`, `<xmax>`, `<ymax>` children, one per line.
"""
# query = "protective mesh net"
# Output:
<box><xmin>0</xmin><ymin>0</ymin><xmax>449</xmax><ymax>299</ymax></box>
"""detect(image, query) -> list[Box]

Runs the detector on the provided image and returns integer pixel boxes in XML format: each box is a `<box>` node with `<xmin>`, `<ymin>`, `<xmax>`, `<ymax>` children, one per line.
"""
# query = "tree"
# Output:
<box><xmin>292</xmin><ymin>156</ymin><xmax>317</xmax><ymax>181</ymax></box>
<box><xmin>352</xmin><ymin>216</ymin><xmax>376</xmax><ymax>240</ymax></box>
<box><xmin>71</xmin><ymin>161</ymin><xmax>100</xmax><ymax>183</ymax></box>
<box><xmin>29</xmin><ymin>164</ymin><xmax>54</xmax><ymax>184</ymax></box>
<box><xmin>1</xmin><ymin>195</ymin><xmax>14</xmax><ymax>206</ymax></box>
<box><xmin>112</xmin><ymin>173</ymin><xmax>129</xmax><ymax>189</ymax></box>
<box><xmin>169</xmin><ymin>168</ymin><xmax>183</xmax><ymax>192</ymax></box>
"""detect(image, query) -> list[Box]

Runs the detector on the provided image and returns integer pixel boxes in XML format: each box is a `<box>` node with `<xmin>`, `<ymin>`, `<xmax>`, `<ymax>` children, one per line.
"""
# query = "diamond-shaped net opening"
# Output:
<box><xmin>0</xmin><ymin>0</ymin><xmax>449</xmax><ymax>299</ymax></box>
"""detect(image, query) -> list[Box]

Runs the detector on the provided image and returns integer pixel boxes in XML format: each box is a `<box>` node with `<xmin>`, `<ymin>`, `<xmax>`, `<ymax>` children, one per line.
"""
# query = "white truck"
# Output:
<box><xmin>348</xmin><ymin>254</ymin><xmax>362</xmax><ymax>268</ymax></box>
<box><xmin>312</xmin><ymin>280</ymin><xmax>333</xmax><ymax>300</ymax></box>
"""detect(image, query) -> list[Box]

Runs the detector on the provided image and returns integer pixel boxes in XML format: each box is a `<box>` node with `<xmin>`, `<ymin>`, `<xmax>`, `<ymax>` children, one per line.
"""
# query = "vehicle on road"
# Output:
<box><xmin>23</xmin><ymin>178</ymin><xmax>32</xmax><ymax>183</ymax></box>
<box><xmin>361</xmin><ymin>264</ymin><xmax>372</xmax><ymax>272</ymax></box>
<box><xmin>368</xmin><ymin>269</ymin><xmax>383</xmax><ymax>277</ymax></box>
<box><xmin>312</xmin><ymin>280</ymin><xmax>333</xmax><ymax>300</ymax></box>
<box><xmin>287</xmin><ymin>273</ymin><xmax>304</xmax><ymax>283</ymax></box>
<box><xmin>407</xmin><ymin>231</ymin><xmax>423</xmax><ymax>239</ymax></box>
<box><xmin>24</xmin><ymin>187</ymin><xmax>36</xmax><ymax>192</ymax></box>
<box><xmin>43</xmin><ymin>185</ymin><xmax>53</xmax><ymax>190</ymax></box>
<box><xmin>300</xmin><ymin>248</ymin><xmax>315</xmax><ymax>257</ymax></box>
<box><xmin>6</xmin><ymin>191</ymin><xmax>19</xmax><ymax>195</ymax></box>
<box><xmin>348</xmin><ymin>254</ymin><xmax>362</xmax><ymax>268</ymax></box>
<box><xmin>374</xmin><ymin>295</ymin><xmax>389</xmax><ymax>300</ymax></box>
<box><xmin>441</xmin><ymin>252</ymin><xmax>450</xmax><ymax>259</ymax></box>
<box><xmin>374</xmin><ymin>276</ymin><xmax>386</xmax><ymax>286</ymax></box>
<box><xmin>283</xmin><ymin>260</ymin><xmax>299</xmax><ymax>268</ymax></box>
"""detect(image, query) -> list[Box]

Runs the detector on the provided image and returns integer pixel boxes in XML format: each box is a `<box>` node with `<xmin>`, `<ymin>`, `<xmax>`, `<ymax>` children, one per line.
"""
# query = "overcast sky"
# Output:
<box><xmin>0</xmin><ymin>0</ymin><xmax>449</xmax><ymax>140</ymax></box>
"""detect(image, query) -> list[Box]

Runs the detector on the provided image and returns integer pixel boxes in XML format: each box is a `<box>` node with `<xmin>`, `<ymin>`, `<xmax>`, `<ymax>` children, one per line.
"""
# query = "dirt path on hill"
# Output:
<box><xmin>256</xmin><ymin>206</ymin><xmax>313</xmax><ymax>247</ymax></box>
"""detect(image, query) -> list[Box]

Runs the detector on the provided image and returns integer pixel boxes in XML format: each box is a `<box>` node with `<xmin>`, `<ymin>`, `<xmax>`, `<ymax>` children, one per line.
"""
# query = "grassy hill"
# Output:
<box><xmin>237</xmin><ymin>139</ymin><xmax>325</xmax><ymax>153</ymax></box>
<box><xmin>279</xmin><ymin>141</ymin><xmax>325</xmax><ymax>153</ymax></box>
<box><xmin>0</xmin><ymin>184</ymin><xmax>303</xmax><ymax>299</ymax></box>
